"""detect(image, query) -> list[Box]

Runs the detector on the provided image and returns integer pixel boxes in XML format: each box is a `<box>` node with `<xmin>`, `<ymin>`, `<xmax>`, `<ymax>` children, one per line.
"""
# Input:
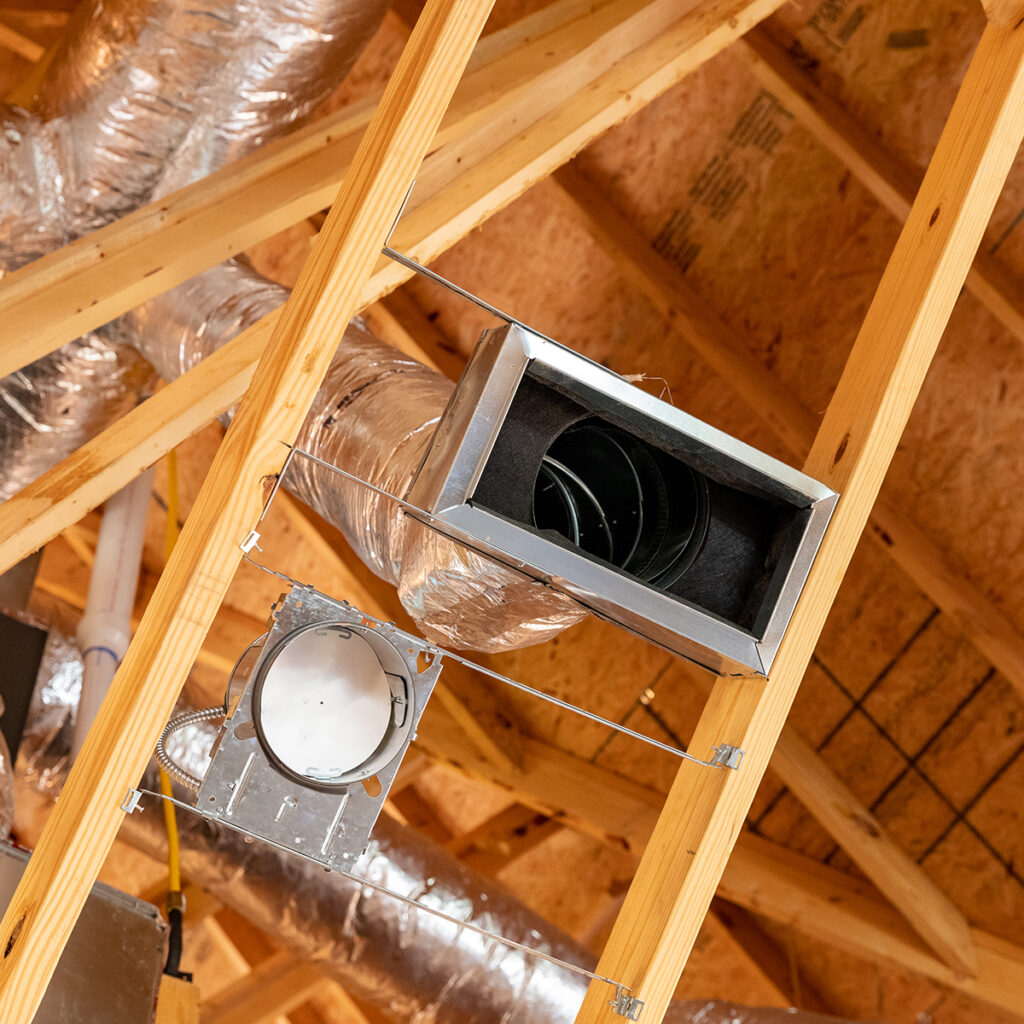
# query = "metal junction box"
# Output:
<box><xmin>407</xmin><ymin>324</ymin><xmax>837</xmax><ymax>676</ymax></box>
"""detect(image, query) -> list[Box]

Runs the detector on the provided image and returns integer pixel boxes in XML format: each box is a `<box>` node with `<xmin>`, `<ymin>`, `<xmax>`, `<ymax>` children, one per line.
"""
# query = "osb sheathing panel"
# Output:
<box><xmin>232</xmin><ymin>0</ymin><xmax>1024</xmax><ymax>1017</ymax></box>
<box><xmin>366</xmin><ymin>0</ymin><xmax>1024</xmax><ymax>1016</ymax></box>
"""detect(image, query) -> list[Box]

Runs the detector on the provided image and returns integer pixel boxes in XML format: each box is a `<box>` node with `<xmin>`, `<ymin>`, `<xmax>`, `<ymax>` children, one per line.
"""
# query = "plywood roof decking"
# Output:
<box><xmin>260</xmin><ymin>0</ymin><xmax>1023</xmax><ymax>1018</ymax></box>
<box><xmin>4</xmin><ymin>0</ymin><xmax>1023</xmax><ymax>1021</ymax></box>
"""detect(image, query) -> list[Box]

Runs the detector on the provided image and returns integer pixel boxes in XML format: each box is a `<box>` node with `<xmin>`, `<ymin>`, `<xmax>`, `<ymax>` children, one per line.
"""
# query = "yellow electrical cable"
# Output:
<box><xmin>160</xmin><ymin>448</ymin><xmax>183</xmax><ymax>899</ymax></box>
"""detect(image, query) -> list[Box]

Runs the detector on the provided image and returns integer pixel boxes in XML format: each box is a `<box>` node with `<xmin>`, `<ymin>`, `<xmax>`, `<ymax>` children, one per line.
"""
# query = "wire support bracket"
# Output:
<box><xmin>236</xmin><ymin>446</ymin><xmax>744</xmax><ymax>773</ymax></box>
<box><xmin>610</xmin><ymin>987</ymin><xmax>646</xmax><ymax>1020</ymax></box>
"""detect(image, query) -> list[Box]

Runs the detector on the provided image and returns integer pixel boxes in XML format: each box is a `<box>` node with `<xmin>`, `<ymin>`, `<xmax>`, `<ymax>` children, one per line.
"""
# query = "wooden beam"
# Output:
<box><xmin>0</xmin><ymin>15</ymin><xmax>43</xmax><ymax>61</ymax></box>
<box><xmin>0</xmin><ymin>0</ymin><xmax>785</xmax><ymax>577</ymax></box>
<box><xmin>708</xmin><ymin>899</ymin><xmax>833</xmax><ymax>1015</ymax></box>
<box><xmin>0</xmin><ymin>0</ymin><xmax>723</xmax><ymax>376</ymax></box>
<box><xmin>742</xmin><ymin>24</ymin><xmax>1024</xmax><ymax>348</ymax></box>
<box><xmin>0</xmin><ymin>3</ymin><xmax>495</xmax><ymax>1018</ymax></box>
<box><xmin>982</xmin><ymin>0</ymin><xmax>1024</xmax><ymax>26</ymax></box>
<box><xmin>575</xmin><ymin>21</ymin><xmax>1024</xmax><ymax>1019</ymax></box>
<box><xmin>722</xmin><ymin>834</ymin><xmax>1024</xmax><ymax>1017</ymax></box>
<box><xmin>154</xmin><ymin>975</ymin><xmax>200</xmax><ymax>1024</ymax></box>
<box><xmin>418</xmin><ymin>699</ymin><xmax>1024</xmax><ymax>1018</ymax></box>
<box><xmin>445</xmin><ymin>802</ymin><xmax>560</xmax><ymax>874</ymax></box>
<box><xmin>551</xmin><ymin>162</ymin><xmax>1024</xmax><ymax>698</ymax></box>
<box><xmin>770</xmin><ymin>729</ymin><xmax>973</xmax><ymax>978</ymax></box>
<box><xmin>367</xmin><ymin>290</ymin><xmax>469</xmax><ymax>381</ymax></box>
<box><xmin>199</xmin><ymin>952</ymin><xmax>326</xmax><ymax>1024</ymax></box>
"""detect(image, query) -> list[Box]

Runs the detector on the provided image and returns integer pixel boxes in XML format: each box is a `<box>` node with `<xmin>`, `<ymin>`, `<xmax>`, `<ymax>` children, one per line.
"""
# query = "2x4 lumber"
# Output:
<box><xmin>199</xmin><ymin>952</ymin><xmax>326</xmax><ymax>1024</ymax></box>
<box><xmin>771</xmin><ymin>728</ymin><xmax>974</xmax><ymax>977</ymax></box>
<box><xmin>575</xmin><ymin>20</ymin><xmax>1024</xmax><ymax>1019</ymax></box>
<box><xmin>741</xmin><ymin>25</ymin><xmax>1024</xmax><ymax>347</ymax></box>
<box><xmin>552</xmin><ymin>162</ymin><xmax>1024</xmax><ymax>699</ymax></box>
<box><xmin>722</xmin><ymin>834</ymin><xmax>1024</xmax><ymax>1016</ymax></box>
<box><xmin>708</xmin><ymin>899</ymin><xmax>833</xmax><ymax>1015</ymax></box>
<box><xmin>0</xmin><ymin>15</ymin><xmax>42</xmax><ymax>61</ymax></box>
<box><xmin>0</xmin><ymin>0</ymin><xmax>787</xmax><ymax>577</ymax></box>
<box><xmin>0</xmin><ymin>0</ymin><xmax>698</xmax><ymax>377</ymax></box>
<box><xmin>548</xmin><ymin>169</ymin><xmax>1002</xmax><ymax>967</ymax></box>
<box><xmin>0</xmin><ymin>2</ymin><xmax>496</xmax><ymax>1019</ymax></box>
<box><xmin>154</xmin><ymin>975</ymin><xmax>200</xmax><ymax>1024</ymax></box>
<box><xmin>419</xmin><ymin>697</ymin><xmax>1024</xmax><ymax>1018</ymax></box>
<box><xmin>983</xmin><ymin>1</ymin><xmax>1024</xmax><ymax>27</ymax></box>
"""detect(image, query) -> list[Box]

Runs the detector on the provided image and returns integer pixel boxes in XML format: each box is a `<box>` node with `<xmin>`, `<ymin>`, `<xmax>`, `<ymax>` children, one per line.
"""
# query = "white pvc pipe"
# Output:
<box><xmin>72</xmin><ymin>467</ymin><xmax>155</xmax><ymax>757</ymax></box>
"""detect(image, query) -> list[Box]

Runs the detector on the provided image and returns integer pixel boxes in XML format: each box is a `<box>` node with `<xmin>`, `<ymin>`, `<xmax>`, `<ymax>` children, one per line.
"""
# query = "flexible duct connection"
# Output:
<box><xmin>124</xmin><ymin>259</ymin><xmax>587</xmax><ymax>652</ymax></box>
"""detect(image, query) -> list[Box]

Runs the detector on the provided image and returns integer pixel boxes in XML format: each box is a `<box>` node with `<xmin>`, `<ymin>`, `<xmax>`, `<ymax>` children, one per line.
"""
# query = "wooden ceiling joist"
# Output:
<box><xmin>0</xmin><ymin>0</ymin><xmax>783</xmax><ymax>381</ymax></box>
<box><xmin>0</xmin><ymin>1</ymin><xmax>496</xmax><ymax>1018</ymax></box>
<box><xmin>573</xmin><ymin>18</ymin><xmax>1024</xmax><ymax>1020</ymax></box>
<box><xmin>199</xmin><ymin>952</ymin><xmax>327</xmax><ymax>1024</ymax></box>
<box><xmin>0</xmin><ymin>0</ymin><xmax>788</xmax><ymax>576</ymax></box>
<box><xmin>983</xmin><ymin>1</ymin><xmax>1024</xmax><ymax>27</ymax></box>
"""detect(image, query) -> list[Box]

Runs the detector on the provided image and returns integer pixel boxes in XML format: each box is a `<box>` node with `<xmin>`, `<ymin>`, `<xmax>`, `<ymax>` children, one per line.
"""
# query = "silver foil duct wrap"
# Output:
<box><xmin>32</xmin><ymin>0</ymin><xmax>390</xmax><ymax>232</ymax></box>
<box><xmin>0</xmin><ymin>108</ymin><xmax>69</xmax><ymax>267</ymax></box>
<box><xmin>0</xmin><ymin>332</ymin><xmax>155</xmax><ymax>503</ymax></box>
<box><xmin>0</xmin><ymin>104</ymin><xmax>155</xmax><ymax>503</ymax></box>
<box><xmin>124</xmin><ymin>257</ymin><xmax>586</xmax><ymax>651</ymax></box>
<box><xmin>0</xmin><ymin>0</ymin><xmax>388</xmax><ymax>507</ymax></box>
<box><xmin>14</xmin><ymin>628</ymin><xmax>82</xmax><ymax>796</ymax></box>
<box><xmin>116</xmin><ymin>792</ymin><xmax>853</xmax><ymax>1024</ymax></box>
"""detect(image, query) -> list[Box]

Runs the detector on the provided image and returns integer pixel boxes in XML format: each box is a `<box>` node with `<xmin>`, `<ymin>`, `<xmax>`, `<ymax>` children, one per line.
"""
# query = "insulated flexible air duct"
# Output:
<box><xmin>124</xmin><ymin>259</ymin><xmax>585</xmax><ymax>651</ymax></box>
<box><xmin>0</xmin><ymin>0</ymin><xmax>388</xmax><ymax>495</ymax></box>
<box><xmin>14</xmin><ymin>645</ymin><xmax>855</xmax><ymax>1024</ymax></box>
<box><xmin>0</xmin><ymin>0</ymin><xmax>584</xmax><ymax>651</ymax></box>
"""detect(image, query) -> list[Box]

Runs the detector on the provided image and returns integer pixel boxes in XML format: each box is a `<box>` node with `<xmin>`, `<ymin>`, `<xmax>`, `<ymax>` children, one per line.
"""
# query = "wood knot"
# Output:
<box><xmin>928</xmin><ymin>206</ymin><xmax>940</xmax><ymax>227</ymax></box>
<box><xmin>4</xmin><ymin>914</ymin><xmax>25</xmax><ymax>958</ymax></box>
<box><xmin>832</xmin><ymin>432</ymin><xmax>850</xmax><ymax>466</ymax></box>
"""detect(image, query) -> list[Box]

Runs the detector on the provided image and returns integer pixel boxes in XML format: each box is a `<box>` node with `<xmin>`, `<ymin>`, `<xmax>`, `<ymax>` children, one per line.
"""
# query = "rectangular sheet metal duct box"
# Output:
<box><xmin>0</xmin><ymin>842</ymin><xmax>167</xmax><ymax>1022</ymax></box>
<box><xmin>408</xmin><ymin>324</ymin><xmax>837</xmax><ymax>675</ymax></box>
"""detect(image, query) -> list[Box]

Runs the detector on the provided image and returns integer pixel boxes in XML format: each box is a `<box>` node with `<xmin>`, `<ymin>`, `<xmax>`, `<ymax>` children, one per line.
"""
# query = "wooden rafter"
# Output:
<box><xmin>0</xmin><ymin>0</ymin><xmax>788</xmax><ymax>577</ymax></box>
<box><xmin>983</xmin><ymin>0</ymin><xmax>1024</xmax><ymax>26</ymax></box>
<box><xmin>573</xmin><ymin>20</ymin><xmax>1024</xmax><ymax>1020</ymax></box>
<box><xmin>199</xmin><ymin>953</ymin><xmax>327</xmax><ymax>1024</ymax></box>
<box><xmin>0</xmin><ymin>2</ymin><xmax>496</xmax><ymax>1018</ymax></box>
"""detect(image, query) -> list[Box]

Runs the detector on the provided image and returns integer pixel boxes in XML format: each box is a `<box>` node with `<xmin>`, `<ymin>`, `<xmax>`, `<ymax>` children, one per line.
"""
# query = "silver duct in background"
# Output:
<box><xmin>124</xmin><ymin>257</ymin><xmax>586</xmax><ymax>652</ymax></box>
<box><xmin>12</xmin><ymin>623</ymin><xmax>854</xmax><ymax>1024</ymax></box>
<box><xmin>117</xmin><ymin>790</ymin><xmax>852</xmax><ymax>1024</ymax></box>
<box><xmin>31</xmin><ymin>0</ymin><xmax>391</xmax><ymax>233</ymax></box>
<box><xmin>0</xmin><ymin>0</ymin><xmax>388</xmax><ymax>505</ymax></box>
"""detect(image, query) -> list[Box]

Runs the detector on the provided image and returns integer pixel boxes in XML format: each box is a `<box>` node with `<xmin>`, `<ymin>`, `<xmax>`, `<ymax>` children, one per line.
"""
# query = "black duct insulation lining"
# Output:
<box><xmin>472</xmin><ymin>375</ymin><xmax>797</xmax><ymax>630</ymax></box>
